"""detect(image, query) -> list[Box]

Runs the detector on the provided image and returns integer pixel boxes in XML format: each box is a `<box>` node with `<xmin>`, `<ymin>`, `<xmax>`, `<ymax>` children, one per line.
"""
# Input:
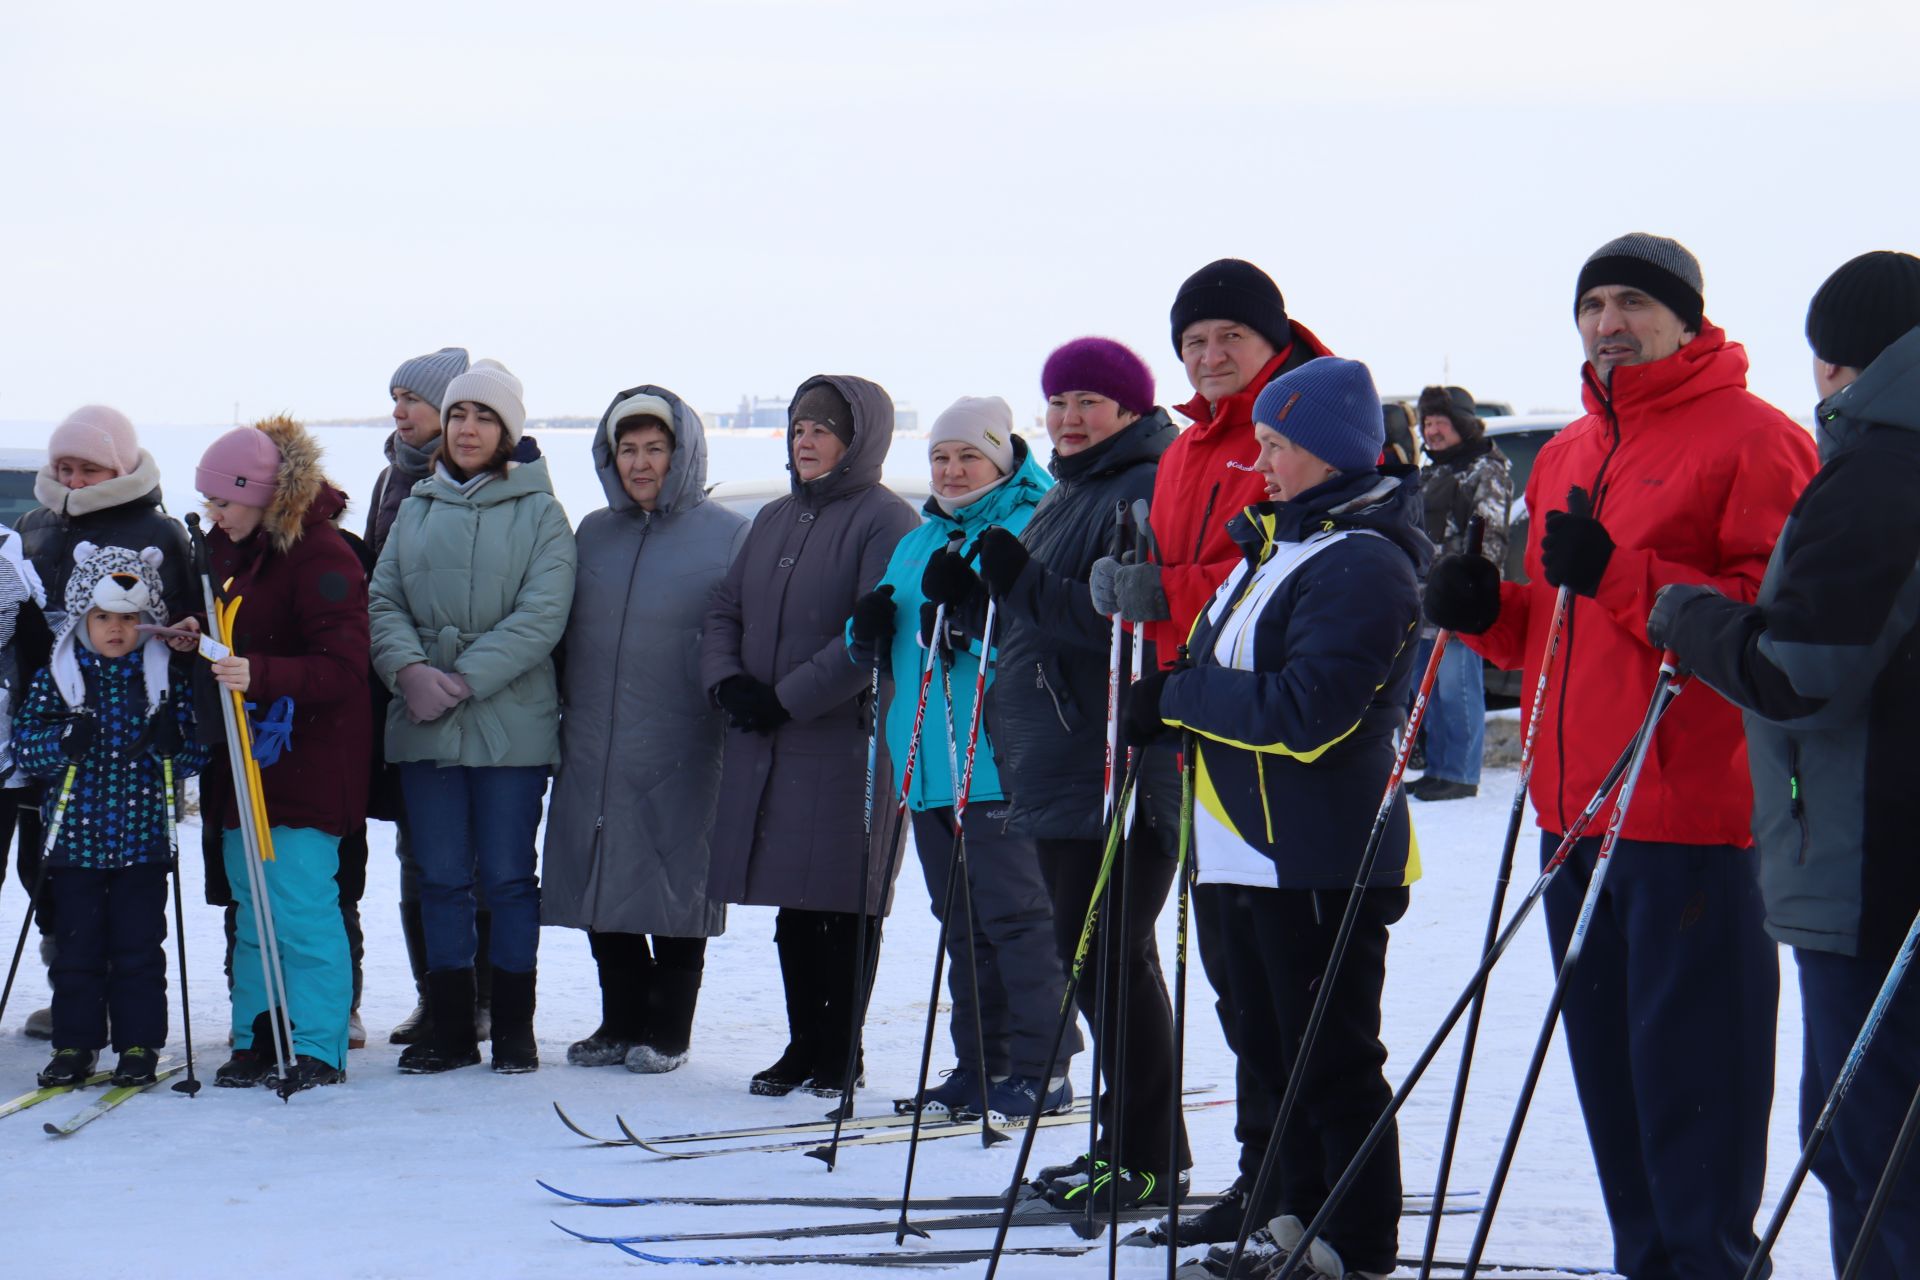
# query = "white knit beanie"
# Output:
<box><xmin>928</xmin><ymin>395</ymin><xmax>1015</xmax><ymax>474</ymax></box>
<box><xmin>441</xmin><ymin>358</ymin><xmax>527</xmax><ymax>443</ymax></box>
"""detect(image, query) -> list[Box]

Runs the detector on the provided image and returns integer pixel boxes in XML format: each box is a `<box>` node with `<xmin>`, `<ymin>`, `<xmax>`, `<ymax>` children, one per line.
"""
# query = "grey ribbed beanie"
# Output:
<box><xmin>1575</xmin><ymin>233</ymin><xmax>1705</xmax><ymax>331</ymax></box>
<box><xmin>391</xmin><ymin>347</ymin><xmax>470</xmax><ymax>408</ymax></box>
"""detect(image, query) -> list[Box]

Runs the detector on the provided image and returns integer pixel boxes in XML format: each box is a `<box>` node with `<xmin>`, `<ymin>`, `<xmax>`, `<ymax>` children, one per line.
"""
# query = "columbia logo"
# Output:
<box><xmin>1227</xmin><ymin>460</ymin><xmax>1258</xmax><ymax>473</ymax></box>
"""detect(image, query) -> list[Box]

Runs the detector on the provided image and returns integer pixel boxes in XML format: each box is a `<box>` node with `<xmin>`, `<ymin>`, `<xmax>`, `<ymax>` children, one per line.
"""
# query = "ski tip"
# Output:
<box><xmin>608</xmin><ymin>1241</ymin><xmax>676</xmax><ymax>1263</ymax></box>
<box><xmin>41</xmin><ymin>1120</ymin><xmax>62</xmax><ymax>1136</ymax></box>
<box><xmin>537</xmin><ymin>1178</ymin><xmax>636</xmax><ymax>1206</ymax></box>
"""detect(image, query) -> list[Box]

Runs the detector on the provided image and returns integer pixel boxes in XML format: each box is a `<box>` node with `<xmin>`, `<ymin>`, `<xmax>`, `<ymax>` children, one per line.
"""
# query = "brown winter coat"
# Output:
<box><xmin>700</xmin><ymin>375</ymin><xmax>918</xmax><ymax>915</ymax></box>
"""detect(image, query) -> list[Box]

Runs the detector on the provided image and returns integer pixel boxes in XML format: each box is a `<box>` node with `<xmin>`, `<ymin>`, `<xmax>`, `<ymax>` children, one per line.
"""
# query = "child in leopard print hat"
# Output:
<box><xmin>13</xmin><ymin>542</ymin><xmax>209</xmax><ymax>1090</ymax></box>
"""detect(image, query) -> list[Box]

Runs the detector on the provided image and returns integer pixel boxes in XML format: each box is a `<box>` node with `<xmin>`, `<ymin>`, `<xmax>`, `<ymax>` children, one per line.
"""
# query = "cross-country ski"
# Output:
<box><xmin>42</xmin><ymin>1061</ymin><xmax>186</xmax><ymax>1137</ymax></box>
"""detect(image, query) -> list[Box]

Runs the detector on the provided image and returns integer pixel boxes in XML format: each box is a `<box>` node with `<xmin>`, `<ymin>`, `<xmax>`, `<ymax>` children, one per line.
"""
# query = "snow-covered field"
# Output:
<box><xmin>1</xmin><ymin>424</ymin><xmax>1830</xmax><ymax>1277</ymax></box>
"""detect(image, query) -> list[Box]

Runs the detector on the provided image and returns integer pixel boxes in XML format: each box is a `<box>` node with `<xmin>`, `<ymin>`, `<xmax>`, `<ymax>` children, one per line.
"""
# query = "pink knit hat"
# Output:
<box><xmin>47</xmin><ymin>405</ymin><xmax>139</xmax><ymax>475</ymax></box>
<box><xmin>196</xmin><ymin>427</ymin><xmax>282</xmax><ymax>509</ymax></box>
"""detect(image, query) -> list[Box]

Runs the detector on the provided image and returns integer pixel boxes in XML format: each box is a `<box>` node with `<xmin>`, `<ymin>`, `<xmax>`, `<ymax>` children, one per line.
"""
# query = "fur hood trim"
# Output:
<box><xmin>253</xmin><ymin>416</ymin><xmax>341</xmax><ymax>555</ymax></box>
<box><xmin>32</xmin><ymin>450</ymin><xmax>165</xmax><ymax>520</ymax></box>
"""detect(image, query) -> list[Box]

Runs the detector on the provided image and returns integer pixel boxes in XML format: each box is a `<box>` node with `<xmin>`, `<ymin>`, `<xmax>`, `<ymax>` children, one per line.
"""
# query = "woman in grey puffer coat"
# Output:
<box><xmin>543</xmin><ymin>384</ymin><xmax>748</xmax><ymax>1074</ymax></box>
<box><xmin>700</xmin><ymin>374</ymin><xmax>917</xmax><ymax>1098</ymax></box>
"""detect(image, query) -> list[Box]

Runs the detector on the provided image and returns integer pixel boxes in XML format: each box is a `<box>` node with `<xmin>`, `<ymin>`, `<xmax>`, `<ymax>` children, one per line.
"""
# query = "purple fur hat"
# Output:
<box><xmin>1041</xmin><ymin>337</ymin><xmax>1156</xmax><ymax>416</ymax></box>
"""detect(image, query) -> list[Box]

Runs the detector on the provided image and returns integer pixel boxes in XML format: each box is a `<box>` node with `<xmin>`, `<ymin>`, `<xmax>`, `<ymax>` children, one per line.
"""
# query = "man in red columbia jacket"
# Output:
<box><xmin>1090</xmin><ymin>258</ymin><xmax>1335</xmax><ymax>1242</ymax></box>
<box><xmin>1426</xmin><ymin>233</ymin><xmax>1818</xmax><ymax>1280</ymax></box>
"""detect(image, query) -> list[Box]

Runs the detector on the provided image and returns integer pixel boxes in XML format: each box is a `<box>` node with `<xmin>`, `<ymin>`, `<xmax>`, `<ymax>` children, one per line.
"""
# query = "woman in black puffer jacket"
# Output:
<box><xmin>965</xmin><ymin>337</ymin><xmax>1191</xmax><ymax>1207</ymax></box>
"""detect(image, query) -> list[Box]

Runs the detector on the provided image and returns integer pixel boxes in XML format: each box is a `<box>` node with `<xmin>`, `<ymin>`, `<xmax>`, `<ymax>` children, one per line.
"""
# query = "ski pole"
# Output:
<box><xmin>160</xmin><ymin>753</ymin><xmax>201</xmax><ymax>1096</ymax></box>
<box><xmin>983</xmin><ymin>754</ymin><xmax>1142</xmax><ymax>1280</ymax></box>
<box><xmin>832</xmin><ymin>652</ymin><xmax>882</xmax><ymax>1128</ymax></box>
<box><xmin>809</xmin><ymin>589</ymin><xmax>946</xmax><ymax>1168</ymax></box>
<box><xmin>1458</xmin><ymin>656</ymin><xmax>1692</xmax><ymax>1279</ymax></box>
<box><xmin>895</xmin><ymin>595</ymin><xmax>1006</xmax><ymax>1244</ymax></box>
<box><xmin>1744</xmin><ymin>903</ymin><xmax>1920</xmax><ymax>1280</ymax></box>
<box><xmin>1106</xmin><ymin>497</ymin><xmax>1157</xmax><ymax>1269</ymax></box>
<box><xmin>1165</xmin><ymin>713</ymin><xmax>1198</xmax><ymax>1280</ymax></box>
<box><xmin>1417</xmin><ymin>522</ymin><xmax>1538</xmax><ymax>1277</ymax></box>
<box><xmin>1082</xmin><ymin>500</ymin><xmax>1133</xmax><ymax>1243</ymax></box>
<box><xmin>186</xmin><ymin>512</ymin><xmax>296</xmax><ymax>1096</ymax></box>
<box><xmin>1220</xmin><ymin>625</ymin><xmax>1452</xmax><ymax>1279</ymax></box>
<box><xmin>1842</xmin><ymin>1068</ymin><xmax>1920</xmax><ymax>1280</ymax></box>
<box><xmin>0</xmin><ymin>763</ymin><xmax>76</xmax><ymax>1029</ymax></box>
<box><xmin>1271</xmin><ymin>649</ymin><xmax>1683</xmax><ymax>1279</ymax></box>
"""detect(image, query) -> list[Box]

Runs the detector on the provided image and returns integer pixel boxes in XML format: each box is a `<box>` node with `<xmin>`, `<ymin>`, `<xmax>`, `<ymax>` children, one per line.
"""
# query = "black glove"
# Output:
<box><xmin>1423</xmin><ymin>554</ymin><xmax>1503</xmax><ymax>635</ymax></box>
<box><xmin>147</xmin><ymin>703</ymin><xmax>185</xmax><ymax>759</ymax></box>
<box><xmin>918</xmin><ymin>601</ymin><xmax>973</xmax><ymax>653</ymax></box>
<box><xmin>59</xmin><ymin>714</ymin><xmax>96</xmax><ymax>762</ymax></box>
<box><xmin>1121</xmin><ymin>668</ymin><xmax>1175</xmax><ymax>749</ymax></box>
<box><xmin>974</xmin><ymin>526</ymin><xmax>1031</xmax><ymax>597</ymax></box>
<box><xmin>715</xmin><ymin>675</ymin><xmax>791</xmax><ymax>733</ymax></box>
<box><xmin>920</xmin><ymin>546</ymin><xmax>983</xmax><ymax>610</ymax></box>
<box><xmin>1540</xmin><ymin>486</ymin><xmax>1614</xmax><ymax>598</ymax></box>
<box><xmin>1645</xmin><ymin>583</ymin><xmax>1716</xmax><ymax>653</ymax></box>
<box><xmin>850</xmin><ymin>586</ymin><xmax>897</xmax><ymax>648</ymax></box>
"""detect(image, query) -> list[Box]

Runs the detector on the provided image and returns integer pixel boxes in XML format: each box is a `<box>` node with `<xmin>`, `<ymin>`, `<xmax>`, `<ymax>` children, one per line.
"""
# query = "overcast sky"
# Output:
<box><xmin>4</xmin><ymin>1</ymin><xmax>1915</xmax><ymax>431</ymax></box>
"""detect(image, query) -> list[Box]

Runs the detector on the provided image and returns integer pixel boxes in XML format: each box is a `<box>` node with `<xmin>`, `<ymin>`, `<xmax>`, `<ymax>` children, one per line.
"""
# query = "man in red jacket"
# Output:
<box><xmin>1425</xmin><ymin>233</ymin><xmax>1818</xmax><ymax>1280</ymax></box>
<box><xmin>1092</xmin><ymin>259</ymin><xmax>1336</xmax><ymax>1243</ymax></box>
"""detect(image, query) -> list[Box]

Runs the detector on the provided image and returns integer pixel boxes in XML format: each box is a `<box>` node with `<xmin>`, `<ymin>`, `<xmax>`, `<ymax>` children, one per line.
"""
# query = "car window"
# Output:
<box><xmin>0</xmin><ymin>470</ymin><xmax>37</xmax><ymax>531</ymax></box>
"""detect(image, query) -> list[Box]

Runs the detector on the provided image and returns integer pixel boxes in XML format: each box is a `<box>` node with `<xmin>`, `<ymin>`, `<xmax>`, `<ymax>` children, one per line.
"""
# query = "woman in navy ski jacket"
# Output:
<box><xmin>1129</xmin><ymin>356</ymin><xmax>1429</xmax><ymax>1278</ymax></box>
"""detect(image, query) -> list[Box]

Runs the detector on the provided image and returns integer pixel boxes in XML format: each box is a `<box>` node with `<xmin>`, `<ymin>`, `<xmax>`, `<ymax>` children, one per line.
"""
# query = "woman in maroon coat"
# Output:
<box><xmin>195</xmin><ymin>416</ymin><xmax>370</xmax><ymax>1091</ymax></box>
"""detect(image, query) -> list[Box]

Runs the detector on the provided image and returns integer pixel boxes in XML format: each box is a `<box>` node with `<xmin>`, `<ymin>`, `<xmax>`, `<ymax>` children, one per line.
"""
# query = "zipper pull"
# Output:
<box><xmin>1789</xmin><ymin>775</ymin><xmax>1801</xmax><ymax>820</ymax></box>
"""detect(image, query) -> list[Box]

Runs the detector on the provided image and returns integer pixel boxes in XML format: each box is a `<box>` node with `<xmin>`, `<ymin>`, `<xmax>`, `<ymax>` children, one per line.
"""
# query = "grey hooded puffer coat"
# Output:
<box><xmin>541</xmin><ymin>386</ymin><xmax>749</xmax><ymax>937</ymax></box>
<box><xmin>700</xmin><ymin>375</ymin><xmax>919</xmax><ymax>915</ymax></box>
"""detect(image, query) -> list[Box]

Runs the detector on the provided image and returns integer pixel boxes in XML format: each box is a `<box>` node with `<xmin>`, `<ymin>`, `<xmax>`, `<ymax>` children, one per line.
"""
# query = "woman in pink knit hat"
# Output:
<box><xmin>7</xmin><ymin>405</ymin><xmax>195</xmax><ymax>1040</ymax></box>
<box><xmin>194</xmin><ymin>418</ymin><xmax>372</xmax><ymax>1092</ymax></box>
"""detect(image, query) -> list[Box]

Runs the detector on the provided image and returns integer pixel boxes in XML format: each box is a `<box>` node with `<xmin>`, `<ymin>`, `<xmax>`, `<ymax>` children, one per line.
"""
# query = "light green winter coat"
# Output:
<box><xmin>368</xmin><ymin>451</ymin><xmax>576</xmax><ymax>768</ymax></box>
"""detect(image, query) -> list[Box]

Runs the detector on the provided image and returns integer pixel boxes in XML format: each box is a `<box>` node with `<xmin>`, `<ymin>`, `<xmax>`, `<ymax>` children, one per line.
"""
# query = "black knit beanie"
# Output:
<box><xmin>790</xmin><ymin>382</ymin><xmax>855</xmax><ymax>445</ymax></box>
<box><xmin>1575</xmin><ymin>232</ymin><xmax>1705</xmax><ymax>333</ymax></box>
<box><xmin>1806</xmin><ymin>250</ymin><xmax>1920</xmax><ymax>370</ymax></box>
<box><xmin>1170</xmin><ymin>258</ymin><xmax>1290</xmax><ymax>353</ymax></box>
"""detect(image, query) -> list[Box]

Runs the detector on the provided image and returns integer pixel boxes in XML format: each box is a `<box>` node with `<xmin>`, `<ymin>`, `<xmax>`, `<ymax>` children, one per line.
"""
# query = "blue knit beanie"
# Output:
<box><xmin>1250</xmin><ymin>357</ymin><xmax>1384</xmax><ymax>474</ymax></box>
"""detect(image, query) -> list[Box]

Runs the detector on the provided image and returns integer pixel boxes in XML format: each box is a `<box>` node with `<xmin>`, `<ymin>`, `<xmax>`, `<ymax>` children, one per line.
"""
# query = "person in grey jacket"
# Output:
<box><xmin>1650</xmin><ymin>251</ymin><xmax>1920</xmax><ymax>1280</ymax></box>
<box><xmin>368</xmin><ymin>358</ymin><xmax>576</xmax><ymax>1076</ymax></box>
<box><xmin>360</xmin><ymin>345</ymin><xmax>483</xmax><ymax>1048</ymax></box>
<box><xmin>543</xmin><ymin>384</ymin><xmax>748</xmax><ymax>1075</ymax></box>
<box><xmin>1409</xmin><ymin>384</ymin><xmax>1509</xmax><ymax>802</ymax></box>
<box><xmin>701</xmin><ymin>374</ymin><xmax>917</xmax><ymax>1098</ymax></box>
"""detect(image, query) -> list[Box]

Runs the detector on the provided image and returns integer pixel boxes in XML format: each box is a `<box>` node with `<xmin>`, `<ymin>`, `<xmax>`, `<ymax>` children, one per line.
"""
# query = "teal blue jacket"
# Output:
<box><xmin>849</xmin><ymin>438</ymin><xmax>1051</xmax><ymax>811</ymax></box>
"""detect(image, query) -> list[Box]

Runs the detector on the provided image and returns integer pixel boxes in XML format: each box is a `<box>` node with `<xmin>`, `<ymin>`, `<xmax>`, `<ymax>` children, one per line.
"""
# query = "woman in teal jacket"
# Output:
<box><xmin>846</xmin><ymin>395</ymin><xmax>1078</xmax><ymax>1121</ymax></box>
<box><xmin>368</xmin><ymin>359</ymin><xmax>576</xmax><ymax>1076</ymax></box>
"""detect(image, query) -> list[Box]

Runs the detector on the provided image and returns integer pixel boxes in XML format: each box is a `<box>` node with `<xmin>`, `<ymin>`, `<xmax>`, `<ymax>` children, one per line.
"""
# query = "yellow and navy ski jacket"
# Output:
<box><xmin>1159</xmin><ymin>469</ymin><xmax>1431</xmax><ymax>890</ymax></box>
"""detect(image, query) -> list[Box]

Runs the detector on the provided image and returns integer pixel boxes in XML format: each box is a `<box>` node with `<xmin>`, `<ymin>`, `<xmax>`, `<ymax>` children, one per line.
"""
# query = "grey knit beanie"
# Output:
<box><xmin>391</xmin><ymin>347</ymin><xmax>470</xmax><ymax>407</ymax></box>
<box><xmin>1575</xmin><ymin>233</ymin><xmax>1704</xmax><ymax>332</ymax></box>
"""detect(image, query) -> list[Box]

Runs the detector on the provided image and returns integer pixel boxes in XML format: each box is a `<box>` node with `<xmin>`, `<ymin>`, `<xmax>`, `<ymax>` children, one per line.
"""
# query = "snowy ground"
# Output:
<box><xmin>1</xmin><ymin>424</ymin><xmax>1831</xmax><ymax>1276</ymax></box>
<box><xmin>0</xmin><ymin>775</ymin><xmax>1831</xmax><ymax>1278</ymax></box>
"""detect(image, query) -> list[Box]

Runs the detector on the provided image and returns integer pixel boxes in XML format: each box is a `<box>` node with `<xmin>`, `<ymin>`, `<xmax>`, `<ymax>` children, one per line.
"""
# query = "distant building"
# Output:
<box><xmin>711</xmin><ymin>395</ymin><xmax>918</xmax><ymax>433</ymax></box>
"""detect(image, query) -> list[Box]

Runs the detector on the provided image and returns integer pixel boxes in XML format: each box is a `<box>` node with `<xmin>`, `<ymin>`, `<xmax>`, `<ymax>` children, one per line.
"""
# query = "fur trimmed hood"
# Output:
<box><xmin>253</xmin><ymin>415</ymin><xmax>347</xmax><ymax>555</ymax></box>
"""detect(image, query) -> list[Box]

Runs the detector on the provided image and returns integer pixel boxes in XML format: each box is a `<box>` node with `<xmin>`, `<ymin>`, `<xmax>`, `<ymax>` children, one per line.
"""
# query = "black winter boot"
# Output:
<box><xmin>489</xmin><ymin>967</ymin><xmax>538</xmax><ymax>1074</ymax></box>
<box><xmin>388</xmin><ymin>902</ymin><xmax>430</xmax><ymax>1045</ymax></box>
<box><xmin>753</xmin><ymin>913</ymin><xmax>819</xmax><ymax>1096</ymax></box>
<box><xmin>571</xmin><ymin>935</ymin><xmax>648</xmax><ymax>1067</ymax></box>
<box><xmin>627</xmin><ymin>964</ymin><xmax>701</xmax><ymax>1074</ymax></box>
<box><xmin>397</xmin><ymin>969</ymin><xmax>482</xmax><ymax>1074</ymax></box>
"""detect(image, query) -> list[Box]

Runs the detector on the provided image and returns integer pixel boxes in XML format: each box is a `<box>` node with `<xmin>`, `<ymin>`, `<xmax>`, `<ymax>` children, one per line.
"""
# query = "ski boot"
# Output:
<box><xmin>1047</xmin><ymin>1159</ymin><xmax>1184</xmax><ymax>1213</ymax></box>
<box><xmin>36</xmin><ymin>1047</ymin><xmax>98</xmax><ymax>1088</ymax></box>
<box><xmin>214</xmin><ymin>1048</ymin><xmax>272</xmax><ymax>1088</ymax></box>
<box><xmin>279</xmin><ymin>1055</ymin><xmax>346</xmax><ymax>1092</ymax></box>
<box><xmin>110</xmin><ymin>1046</ymin><xmax>159</xmax><ymax>1087</ymax></box>
<box><xmin>1126</xmin><ymin>1177</ymin><xmax>1255</xmax><ymax>1248</ymax></box>
<box><xmin>893</xmin><ymin>1066</ymin><xmax>984</xmax><ymax>1117</ymax></box>
<box><xmin>982</xmin><ymin>1074</ymin><xmax>1072</xmax><ymax>1124</ymax></box>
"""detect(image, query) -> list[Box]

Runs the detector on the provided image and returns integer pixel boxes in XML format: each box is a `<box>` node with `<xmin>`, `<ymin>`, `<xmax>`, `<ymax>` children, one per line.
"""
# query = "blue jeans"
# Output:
<box><xmin>1418</xmin><ymin>635</ymin><xmax>1484</xmax><ymax>785</ymax></box>
<box><xmin>1797</xmin><ymin>946</ymin><xmax>1920</xmax><ymax>1280</ymax></box>
<box><xmin>399</xmin><ymin>763</ymin><xmax>545</xmax><ymax>975</ymax></box>
<box><xmin>225</xmin><ymin>827</ymin><xmax>352</xmax><ymax>1068</ymax></box>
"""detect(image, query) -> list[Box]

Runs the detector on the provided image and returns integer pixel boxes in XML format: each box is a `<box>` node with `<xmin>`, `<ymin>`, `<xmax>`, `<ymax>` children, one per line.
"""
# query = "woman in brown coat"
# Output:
<box><xmin>700</xmin><ymin>374</ymin><xmax>917</xmax><ymax>1098</ymax></box>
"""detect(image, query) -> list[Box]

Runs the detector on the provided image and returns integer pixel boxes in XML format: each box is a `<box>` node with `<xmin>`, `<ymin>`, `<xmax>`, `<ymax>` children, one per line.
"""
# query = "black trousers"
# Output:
<box><xmin>48</xmin><ymin>862</ymin><xmax>171</xmax><ymax>1053</ymax></box>
<box><xmin>1193</xmin><ymin>881</ymin><xmax>1287</xmax><ymax>1205</ymax></box>
<box><xmin>1246</xmin><ymin>885</ymin><xmax>1407</xmax><ymax>1275</ymax></box>
<box><xmin>587</xmin><ymin>928</ymin><xmax>708</xmax><ymax>1041</ymax></box>
<box><xmin>1035</xmin><ymin>826</ymin><xmax>1191</xmax><ymax>1174</ymax></box>
<box><xmin>4</xmin><ymin>785</ymin><xmax>55</xmax><ymax>934</ymax></box>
